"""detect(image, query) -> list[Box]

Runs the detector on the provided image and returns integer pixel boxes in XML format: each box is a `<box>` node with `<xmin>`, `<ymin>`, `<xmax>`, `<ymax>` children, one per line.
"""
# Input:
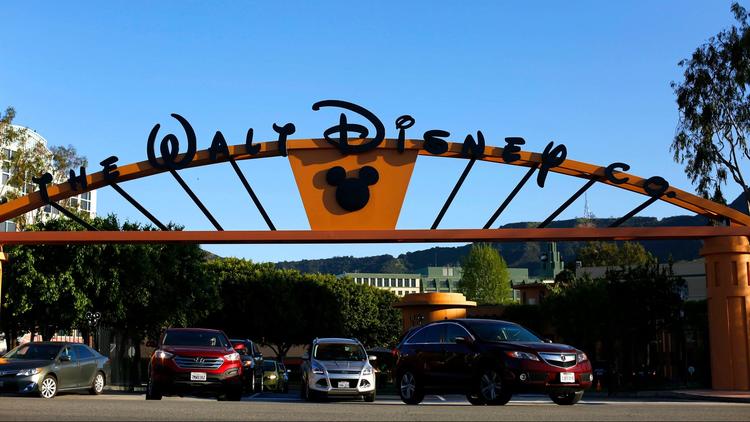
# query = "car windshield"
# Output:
<box><xmin>465</xmin><ymin>321</ymin><xmax>542</xmax><ymax>343</ymax></box>
<box><xmin>162</xmin><ymin>331</ymin><xmax>229</xmax><ymax>347</ymax></box>
<box><xmin>4</xmin><ymin>343</ymin><xmax>61</xmax><ymax>360</ymax></box>
<box><xmin>313</xmin><ymin>343</ymin><xmax>366</xmax><ymax>361</ymax></box>
<box><xmin>262</xmin><ymin>361</ymin><xmax>276</xmax><ymax>371</ymax></box>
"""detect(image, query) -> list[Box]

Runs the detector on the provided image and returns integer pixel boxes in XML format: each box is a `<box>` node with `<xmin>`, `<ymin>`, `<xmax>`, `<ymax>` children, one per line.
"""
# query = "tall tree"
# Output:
<box><xmin>459</xmin><ymin>243</ymin><xmax>511</xmax><ymax>304</ymax></box>
<box><xmin>577</xmin><ymin>241</ymin><xmax>655</xmax><ymax>267</ymax></box>
<box><xmin>672</xmin><ymin>3</ymin><xmax>750</xmax><ymax>213</ymax></box>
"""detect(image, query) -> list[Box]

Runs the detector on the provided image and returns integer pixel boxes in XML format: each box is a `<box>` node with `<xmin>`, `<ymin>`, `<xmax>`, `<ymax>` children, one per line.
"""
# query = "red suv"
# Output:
<box><xmin>146</xmin><ymin>328</ymin><xmax>243</xmax><ymax>401</ymax></box>
<box><xmin>394</xmin><ymin>319</ymin><xmax>593</xmax><ymax>406</ymax></box>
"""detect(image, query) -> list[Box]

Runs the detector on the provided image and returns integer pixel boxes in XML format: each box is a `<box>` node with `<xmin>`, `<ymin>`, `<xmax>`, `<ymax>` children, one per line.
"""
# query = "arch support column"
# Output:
<box><xmin>701</xmin><ymin>236</ymin><xmax>750</xmax><ymax>390</ymax></box>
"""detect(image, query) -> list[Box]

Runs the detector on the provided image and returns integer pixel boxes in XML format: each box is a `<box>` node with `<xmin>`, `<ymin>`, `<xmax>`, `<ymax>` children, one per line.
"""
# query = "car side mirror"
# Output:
<box><xmin>368</xmin><ymin>355</ymin><xmax>377</xmax><ymax>362</ymax></box>
<box><xmin>146</xmin><ymin>340</ymin><xmax>156</xmax><ymax>348</ymax></box>
<box><xmin>59</xmin><ymin>355</ymin><xmax>71</xmax><ymax>362</ymax></box>
<box><xmin>455</xmin><ymin>336</ymin><xmax>474</xmax><ymax>345</ymax></box>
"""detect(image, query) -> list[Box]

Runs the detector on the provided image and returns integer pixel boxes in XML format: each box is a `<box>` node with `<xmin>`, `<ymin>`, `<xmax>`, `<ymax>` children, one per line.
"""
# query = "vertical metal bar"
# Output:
<box><xmin>538</xmin><ymin>178</ymin><xmax>597</xmax><ymax>228</ymax></box>
<box><xmin>609</xmin><ymin>196</ymin><xmax>660</xmax><ymax>227</ymax></box>
<box><xmin>483</xmin><ymin>164</ymin><xmax>539</xmax><ymax>229</ymax></box>
<box><xmin>49</xmin><ymin>202</ymin><xmax>98</xmax><ymax>231</ymax></box>
<box><xmin>228</xmin><ymin>158</ymin><xmax>276</xmax><ymax>231</ymax></box>
<box><xmin>431</xmin><ymin>158</ymin><xmax>476</xmax><ymax>230</ymax></box>
<box><xmin>169</xmin><ymin>169</ymin><xmax>224</xmax><ymax>231</ymax></box>
<box><xmin>109</xmin><ymin>183</ymin><xmax>169</xmax><ymax>230</ymax></box>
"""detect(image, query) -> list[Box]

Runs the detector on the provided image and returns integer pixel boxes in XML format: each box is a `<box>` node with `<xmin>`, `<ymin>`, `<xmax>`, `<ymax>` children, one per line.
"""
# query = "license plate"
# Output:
<box><xmin>337</xmin><ymin>381</ymin><xmax>349</xmax><ymax>388</ymax></box>
<box><xmin>190</xmin><ymin>372</ymin><xmax>207</xmax><ymax>381</ymax></box>
<box><xmin>560</xmin><ymin>372</ymin><xmax>575</xmax><ymax>383</ymax></box>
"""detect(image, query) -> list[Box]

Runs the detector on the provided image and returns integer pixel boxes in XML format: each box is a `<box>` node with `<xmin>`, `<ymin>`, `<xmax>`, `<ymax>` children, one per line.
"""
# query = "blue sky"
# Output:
<box><xmin>0</xmin><ymin>1</ymin><xmax>743</xmax><ymax>262</ymax></box>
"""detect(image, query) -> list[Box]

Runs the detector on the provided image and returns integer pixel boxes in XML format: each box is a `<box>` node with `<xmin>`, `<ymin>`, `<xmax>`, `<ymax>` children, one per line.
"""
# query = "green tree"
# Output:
<box><xmin>459</xmin><ymin>243</ymin><xmax>511</xmax><ymax>304</ymax></box>
<box><xmin>577</xmin><ymin>241</ymin><xmax>655</xmax><ymax>267</ymax></box>
<box><xmin>672</xmin><ymin>3</ymin><xmax>750</xmax><ymax>212</ymax></box>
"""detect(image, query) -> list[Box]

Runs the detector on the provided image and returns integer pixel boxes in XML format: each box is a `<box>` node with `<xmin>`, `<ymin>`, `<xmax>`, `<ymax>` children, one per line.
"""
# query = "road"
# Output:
<box><xmin>1</xmin><ymin>391</ymin><xmax>748</xmax><ymax>421</ymax></box>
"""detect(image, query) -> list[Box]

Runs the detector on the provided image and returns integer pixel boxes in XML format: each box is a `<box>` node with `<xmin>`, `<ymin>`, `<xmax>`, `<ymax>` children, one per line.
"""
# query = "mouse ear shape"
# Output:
<box><xmin>359</xmin><ymin>166</ymin><xmax>379</xmax><ymax>186</ymax></box>
<box><xmin>326</xmin><ymin>166</ymin><xmax>346</xmax><ymax>186</ymax></box>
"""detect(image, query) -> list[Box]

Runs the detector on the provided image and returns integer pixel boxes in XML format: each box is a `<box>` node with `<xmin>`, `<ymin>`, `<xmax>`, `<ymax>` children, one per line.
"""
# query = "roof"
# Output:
<box><xmin>165</xmin><ymin>327</ymin><xmax>224</xmax><ymax>333</ymax></box>
<box><xmin>21</xmin><ymin>341</ymin><xmax>84</xmax><ymax>346</ymax></box>
<box><xmin>314</xmin><ymin>337</ymin><xmax>360</xmax><ymax>344</ymax></box>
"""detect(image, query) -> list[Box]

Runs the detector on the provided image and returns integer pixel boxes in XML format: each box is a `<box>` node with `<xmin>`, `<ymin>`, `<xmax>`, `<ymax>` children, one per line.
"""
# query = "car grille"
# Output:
<box><xmin>174</xmin><ymin>356</ymin><xmax>223</xmax><ymax>369</ymax></box>
<box><xmin>538</xmin><ymin>353</ymin><xmax>577</xmax><ymax>368</ymax></box>
<box><xmin>327</xmin><ymin>370</ymin><xmax>360</xmax><ymax>375</ymax></box>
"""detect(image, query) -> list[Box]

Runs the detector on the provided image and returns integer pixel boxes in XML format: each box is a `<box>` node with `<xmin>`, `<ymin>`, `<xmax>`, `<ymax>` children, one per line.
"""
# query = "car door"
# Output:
<box><xmin>55</xmin><ymin>346</ymin><xmax>80</xmax><ymax>389</ymax></box>
<box><xmin>442</xmin><ymin>323</ymin><xmax>475</xmax><ymax>389</ymax></box>
<box><xmin>73</xmin><ymin>345</ymin><xmax>98</xmax><ymax>387</ymax></box>
<box><xmin>403</xmin><ymin>324</ymin><xmax>445</xmax><ymax>388</ymax></box>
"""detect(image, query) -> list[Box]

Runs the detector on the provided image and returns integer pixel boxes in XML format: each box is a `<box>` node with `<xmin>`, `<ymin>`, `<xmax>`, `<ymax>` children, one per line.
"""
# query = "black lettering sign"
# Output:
<box><xmin>245</xmin><ymin>128</ymin><xmax>260</xmax><ymax>155</ymax></box>
<box><xmin>147</xmin><ymin>113</ymin><xmax>197</xmax><ymax>170</ymax></box>
<box><xmin>68</xmin><ymin>166</ymin><xmax>87</xmax><ymax>191</ymax></box>
<box><xmin>644</xmin><ymin>176</ymin><xmax>676</xmax><ymax>198</ymax></box>
<box><xmin>461</xmin><ymin>131</ymin><xmax>485</xmax><ymax>158</ymax></box>
<box><xmin>395</xmin><ymin>115</ymin><xmax>415</xmax><ymax>153</ymax></box>
<box><xmin>605</xmin><ymin>162</ymin><xmax>630</xmax><ymax>184</ymax></box>
<box><xmin>32</xmin><ymin>172</ymin><xmax>53</xmax><ymax>203</ymax></box>
<box><xmin>100</xmin><ymin>156</ymin><xmax>120</xmax><ymax>181</ymax></box>
<box><xmin>423</xmin><ymin>130</ymin><xmax>450</xmax><ymax>155</ymax></box>
<box><xmin>537</xmin><ymin>141</ymin><xmax>567</xmax><ymax>188</ymax></box>
<box><xmin>313</xmin><ymin>100</ymin><xmax>385</xmax><ymax>154</ymax></box>
<box><xmin>326</xmin><ymin>166</ymin><xmax>379</xmax><ymax>211</ymax></box>
<box><xmin>272</xmin><ymin>123</ymin><xmax>296</xmax><ymax>157</ymax></box>
<box><xmin>209</xmin><ymin>131</ymin><xmax>230</xmax><ymax>161</ymax></box>
<box><xmin>502</xmin><ymin>137</ymin><xmax>525</xmax><ymax>163</ymax></box>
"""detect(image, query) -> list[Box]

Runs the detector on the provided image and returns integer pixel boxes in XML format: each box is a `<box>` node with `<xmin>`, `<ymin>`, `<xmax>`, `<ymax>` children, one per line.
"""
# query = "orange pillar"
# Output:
<box><xmin>0</xmin><ymin>245</ymin><xmax>7</xmax><ymax>321</ymax></box>
<box><xmin>701</xmin><ymin>236</ymin><xmax>750</xmax><ymax>390</ymax></box>
<box><xmin>393</xmin><ymin>293</ymin><xmax>477</xmax><ymax>332</ymax></box>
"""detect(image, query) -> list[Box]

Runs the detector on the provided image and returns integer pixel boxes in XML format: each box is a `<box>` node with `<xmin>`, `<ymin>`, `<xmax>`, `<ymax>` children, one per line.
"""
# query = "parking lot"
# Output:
<box><xmin>1</xmin><ymin>391</ymin><xmax>749</xmax><ymax>421</ymax></box>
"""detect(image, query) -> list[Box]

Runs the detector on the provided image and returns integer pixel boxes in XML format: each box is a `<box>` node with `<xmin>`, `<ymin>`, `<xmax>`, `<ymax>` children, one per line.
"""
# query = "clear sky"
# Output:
<box><xmin>0</xmin><ymin>1</ymin><xmax>743</xmax><ymax>262</ymax></box>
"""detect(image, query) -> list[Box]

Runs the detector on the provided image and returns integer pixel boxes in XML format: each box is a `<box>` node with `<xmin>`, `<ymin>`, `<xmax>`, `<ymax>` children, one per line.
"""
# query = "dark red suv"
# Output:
<box><xmin>394</xmin><ymin>319</ymin><xmax>593</xmax><ymax>406</ymax></box>
<box><xmin>146</xmin><ymin>328</ymin><xmax>243</xmax><ymax>401</ymax></box>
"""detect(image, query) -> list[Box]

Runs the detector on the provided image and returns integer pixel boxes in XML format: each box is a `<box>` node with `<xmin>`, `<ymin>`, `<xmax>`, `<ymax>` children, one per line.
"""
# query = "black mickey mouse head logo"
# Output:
<box><xmin>326</xmin><ymin>166</ymin><xmax>379</xmax><ymax>212</ymax></box>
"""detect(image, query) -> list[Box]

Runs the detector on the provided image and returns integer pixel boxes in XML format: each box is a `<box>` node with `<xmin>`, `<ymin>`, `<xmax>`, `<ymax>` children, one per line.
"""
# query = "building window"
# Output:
<box><xmin>79</xmin><ymin>192</ymin><xmax>91</xmax><ymax>211</ymax></box>
<box><xmin>0</xmin><ymin>221</ymin><xmax>16</xmax><ymax>232</ymax></box>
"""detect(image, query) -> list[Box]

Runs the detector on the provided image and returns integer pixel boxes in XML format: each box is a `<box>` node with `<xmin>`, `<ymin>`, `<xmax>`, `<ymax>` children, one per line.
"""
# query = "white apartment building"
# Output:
<box><xmin>344</xmin><ymin>272</ymin><xmax>422</xmax><ymax>297</ymax></box>
<box><xmin>0</xmin><ymin>125</ymin><xmax>97</xmax><ymax>231</ymax></box>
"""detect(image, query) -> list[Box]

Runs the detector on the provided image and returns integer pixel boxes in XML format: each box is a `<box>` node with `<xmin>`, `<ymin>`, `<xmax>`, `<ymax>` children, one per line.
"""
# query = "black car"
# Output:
<box><xmin>230</xmin><ymin>339</ymin><xmax>264</xmax><ymax>392</ymax></box>
<box><xmin>394</xmin><ymin>319</ymin><xmax>593</xmax><ymax>406</ymax></box>
<box><xmin>1</xmin><ymin>342</ymin><xmax>110</xmax><ymax>398</ymax></box>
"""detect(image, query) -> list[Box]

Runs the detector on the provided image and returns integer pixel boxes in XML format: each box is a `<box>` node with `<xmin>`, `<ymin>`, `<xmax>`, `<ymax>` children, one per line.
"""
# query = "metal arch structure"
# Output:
<box><xmin>0</xmin><ymin>137</ymin><xmax>747</xmax><ymax>245</ymax></box>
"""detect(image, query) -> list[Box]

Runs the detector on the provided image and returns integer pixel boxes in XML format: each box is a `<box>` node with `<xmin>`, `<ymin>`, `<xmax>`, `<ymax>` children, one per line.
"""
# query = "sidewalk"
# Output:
<box><xmin>586</xmin><ymin>390</ymin><xmax>750</xmax><ymax>403</ymax></box>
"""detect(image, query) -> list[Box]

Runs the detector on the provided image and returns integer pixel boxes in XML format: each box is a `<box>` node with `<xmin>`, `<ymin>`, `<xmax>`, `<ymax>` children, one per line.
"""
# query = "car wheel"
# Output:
<box><xmin>466</xmin><ymin>393</ymin><xmax>486</xmax><ymax>405</ymax></box>
<box><xmin>478</xmin><ymin>369</ymin><xmax>511</xmax><ymax>405</ymax></box>
<box><xmin>89</xmin><ymin>372</ymin><xmax>105</xmax><ymax>395</ymax></box>
<box><xmin>549</xmin><ymin>390</ymin><xmax>584</xmax><ymax>405</ymax></box>
<box><xmin>398</xmin><ymin>370</ymin><xmax>424</xmax><ymax>405</ymax></box>
<box><xmin>364</xmin><ymin>392</ymin><xmax>376</xmax><ymax>402</ymax></box>
<box><xmin>226</xmin><ymin>387</ymin><xmax>243</xmax><ymax>401</ymax></box>
<box><xmin>39</xmin><ymin>375</ymin><xmax>57</xmax><ymax>399</ymax></box>
<box><xmin>145</xmin><ymin>379</ymin><xmax>162</xmax><ymax>401</ymax></box>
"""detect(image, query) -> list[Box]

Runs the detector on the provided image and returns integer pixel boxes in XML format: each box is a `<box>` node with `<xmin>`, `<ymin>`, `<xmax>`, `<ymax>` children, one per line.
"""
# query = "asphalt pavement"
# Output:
<box><xmin>1</xmin><ymin>391</ymin><xmax>749</xmax><ymax>421</ymax></box>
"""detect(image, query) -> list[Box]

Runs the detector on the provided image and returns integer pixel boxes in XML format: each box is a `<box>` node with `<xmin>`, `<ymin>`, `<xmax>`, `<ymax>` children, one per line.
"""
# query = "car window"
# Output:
<box><xmin>60</xmin><ymin>346</ymin><xmax>77</xmax><ymax>362</ymax></box>
<box><xmin>4</xmin><ymin>343</ymin><xmax>61</xmax><ymax>360</ymax></box>
<box><xmin>313</xmin><ymin>343</ymin><xmax>366</xmax><ymax>361</ymax></box>
<box><xmin>253</xmin><ymin>343</ymin><xmax>260</xmax><ymax>355</ymax></box>
<box><xmin>162</xmin><ymin>331</ymin><xmax>230</xmax><ymax>347</ymax></box>
<box><xmin>406</xmin><ymin>324</ymin><xmax>444</xmax><ymax>344</ymax></box>
<box><xmin>262</xmin><ymin>361</ymin><xmax>276</xmax><ymax>371</ymax></box>
<box><xmin>74</xmin><ymin>345</ymin><xmax>95</xmax><ymax>360</ymax></box>
<box><xmin>464</xmin><ymin>320</ymin><xmax>542</xmax><ymax>343</ymax></box>
<box><xmin>445</xmin><ymin>324</ymin><xmax>472</xmax><ymax>343</ymax></box>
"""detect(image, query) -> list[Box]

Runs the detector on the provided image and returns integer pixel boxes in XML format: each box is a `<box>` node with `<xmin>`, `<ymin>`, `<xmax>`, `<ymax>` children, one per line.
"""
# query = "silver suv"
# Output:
<box><xmin>300</xmin><ymin>338</ymin><xmax>376</xmax><ymax>402</ymax></box>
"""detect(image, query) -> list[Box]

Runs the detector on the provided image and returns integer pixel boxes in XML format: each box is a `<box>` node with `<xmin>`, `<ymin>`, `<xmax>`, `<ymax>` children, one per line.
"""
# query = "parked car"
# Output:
<box><xmin>229</xmin><ymin>339</ymin><xmax>264</xmax><ymax>393</ymax></box>
<box><xmin>0</xmin><ymin>342</ymin><xmax>110</xmax><ymax>399</ymax></box>
<box><xmin>300</xmin><ymin>338</ymin><xmax>376</xmax><ymax>402</ymax></box>
<box><xmin>146</xmin><ymin>328</ymin><xmax>243</xmax><ymax>401</ymax></box>
<box><xmin>394</xmin><ymin>319</ymin><xmax>593</xmax><ymax>406</ymax></box>
<box><xmin>262</xmin><ymin>359</ymin><xmax>289</xmax><ymax>393</ymax></box>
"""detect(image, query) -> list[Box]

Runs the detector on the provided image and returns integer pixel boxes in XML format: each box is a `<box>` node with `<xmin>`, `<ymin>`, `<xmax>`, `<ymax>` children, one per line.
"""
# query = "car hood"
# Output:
<box><xmin>488</xmin><ymin>341</ymin><xmax>579</xmax><ymax>353</ymax></box>
<box><xmin>0</xmin><ymin>358</ymin><xmax>53</xmax><ymax>371</ymax></box>
<box><xmin>316</xmin><ymin>360</ymin><xmax>367</xmax><ymax>371</ymax></box>
<box><xmin>159</xmin><ymin>345</ymin><xmax>232</xmax><ymax>357</ymax></box>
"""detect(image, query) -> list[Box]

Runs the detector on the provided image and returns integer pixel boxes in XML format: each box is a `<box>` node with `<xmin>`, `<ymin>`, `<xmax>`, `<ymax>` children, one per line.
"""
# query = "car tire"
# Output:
<box><xmin>282</xmin><ymin>384</ymin><xmax>289</xmax><ymax>394</ymax></box>
<box><xmin>466</xmin><ymin>393</ymin><xmax>486</xmax><ymax>405</ymax></box>
<box><xmin>364</xmin><ymin>392</ymin><xmax>376</xmax><ymax>402</ymax></box>
<box><xmin>478</xmin><ymin>369</ymin><xmax>511</xmax><ymax>406</ymax></box>
<box><xmin>549</xmin><ymin>390</ymin><xmax>584</xmax><ymax>405</ymax></box>
<box><xmin>226</xmin><ymin>387</ymin><xmax>243</xmax><ymax>402</ymax></box>
<box><xmin>145</xmin><ymin>379</ymin><xmax>163</xmax><ymax>401</ymax></box>
<box><xmin>39</xmin><ymin>375</ymin><xmax>57</xmax><ymax>399</ymax></box>
<box><xmin>398</xmin><ymin>370</ymin><xmax>424</xmax><ymax>405</ymax></box>
<box><xmin>89</xmin><ymin>372</ymin><xmax>105</xmax><ymax>395</ymax></box>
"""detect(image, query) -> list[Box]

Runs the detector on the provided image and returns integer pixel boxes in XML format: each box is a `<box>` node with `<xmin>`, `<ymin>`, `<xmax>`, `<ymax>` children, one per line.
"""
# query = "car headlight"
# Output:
<box><xmin>362</xmin><ymin>366</ymin><xmax>373</xmax><ymax>376</ymax></box>
<box><xmin>223</xmin><ymin>352</ymin><xmax>240</xmax><ymax>362</ymax></box>
<box><xmin>505</xmin><ymin>351</ymin><xmax>540</xmax><ymax>361</ymax></box>
<box><xmin>312</xmin><ymin>363</ymin><xmax>326</xmax><ymax>375</ymax></box>
<box><xmin>154</xmin><ymin>350</ymin><xmax>174</xmax><ymax>360</ymax></box>
<box><xmin>16</xmin><ymin>368</ymin><xmax>41</xmax><ymax>377</ymax></box>
<box><xmin>269</xmin><ymin>374</ymin><xmax>277</xmax><ymax>379</ymax></box>
<box><xmin>577</xmin><ymin>352</ymin><xmax>588</xmax><ymax>363</ymax></box>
